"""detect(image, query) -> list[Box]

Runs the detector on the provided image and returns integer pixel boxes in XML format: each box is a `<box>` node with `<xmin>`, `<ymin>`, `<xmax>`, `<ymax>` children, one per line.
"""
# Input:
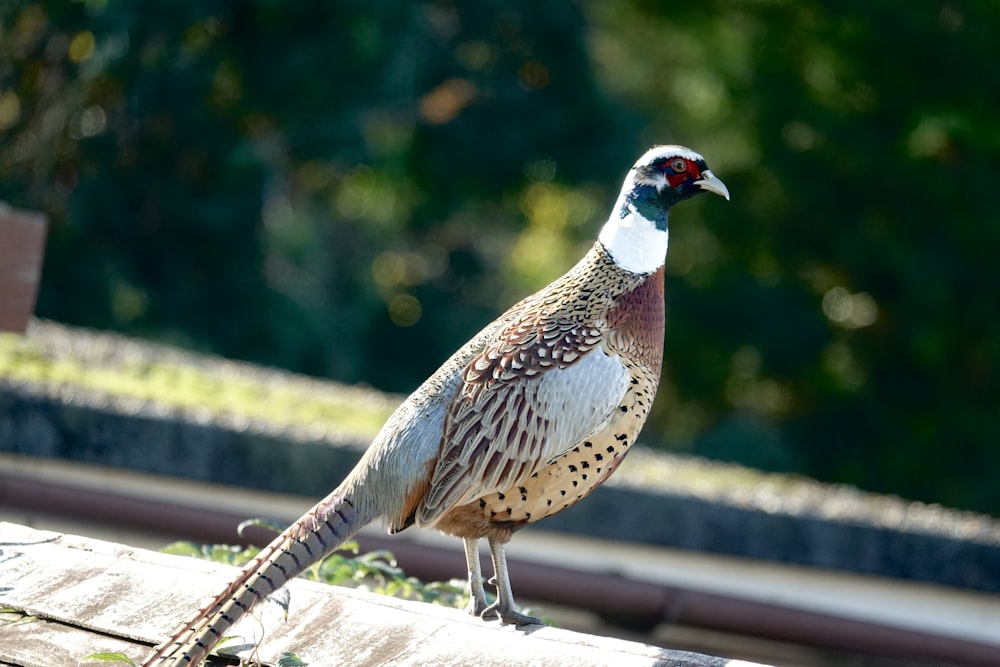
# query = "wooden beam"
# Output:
<box><xmin>0</xmin><ymin>522</ymin><xmax>751</xmax><ymax>667</ymax></box>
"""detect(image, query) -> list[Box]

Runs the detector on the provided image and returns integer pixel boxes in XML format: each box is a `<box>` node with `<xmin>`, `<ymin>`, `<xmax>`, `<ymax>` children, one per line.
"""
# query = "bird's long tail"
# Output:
<box><xmin>142</xmin><ymin>490</ymin><xmax>370</xmax><ymax>667</ymax></box>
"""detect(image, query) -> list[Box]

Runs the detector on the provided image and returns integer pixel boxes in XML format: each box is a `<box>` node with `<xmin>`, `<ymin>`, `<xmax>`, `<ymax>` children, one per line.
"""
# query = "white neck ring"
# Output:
<box><xmin>597</xmin><ymin>211</ymin><xmax>669</xmax><ymax>274</ymax></box>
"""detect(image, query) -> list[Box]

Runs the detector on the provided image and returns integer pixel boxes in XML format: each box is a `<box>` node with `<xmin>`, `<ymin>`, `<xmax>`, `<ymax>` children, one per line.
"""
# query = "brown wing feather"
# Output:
<box><xmin>461</xmin><ymin>312</ymin><xmax>603</xmax><ymax>398</ymax></box>
<box><xmin>416</xmin><ymin>311</ymin><xmax>607</xmax><ymax>523</ymax></box>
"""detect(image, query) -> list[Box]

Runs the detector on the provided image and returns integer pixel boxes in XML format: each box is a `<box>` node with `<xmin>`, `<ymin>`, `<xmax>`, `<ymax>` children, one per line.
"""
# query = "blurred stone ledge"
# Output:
<box><xmin>1</xmin><ymin>320</ymin><xmax>998</xmax><ymax>594</ymax></box>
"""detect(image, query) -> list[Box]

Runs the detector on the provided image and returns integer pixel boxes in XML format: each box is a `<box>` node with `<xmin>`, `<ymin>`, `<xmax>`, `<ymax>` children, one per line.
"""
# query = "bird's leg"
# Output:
<box><xmin>463</xmin><ymin>537</ymin><xmax>488</xmax><ymax>617</ymax></box>
<box><xmin>480</xmin><ymin>536</ymin><xmax>543</xmax><ymax>626</ymax></box>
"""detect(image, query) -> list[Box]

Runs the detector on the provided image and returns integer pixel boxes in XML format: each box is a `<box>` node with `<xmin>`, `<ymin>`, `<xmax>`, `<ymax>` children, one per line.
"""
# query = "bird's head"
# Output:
<box><xmin>599</xmin><ymin>145</ymin><xmax>729</xmax><ymax>274</ymax></box>
<box><xmin>625</xmin><ymin>145</ymin><xmax>730</xmax><ymax>219</ymax></box>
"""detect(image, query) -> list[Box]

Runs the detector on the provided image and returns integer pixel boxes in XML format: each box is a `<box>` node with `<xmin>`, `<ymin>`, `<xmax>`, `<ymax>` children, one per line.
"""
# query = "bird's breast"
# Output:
<box><xmin>605</xmin><ymin>266</ymin><xmax>665</xmax><ymax>374</ymax></box>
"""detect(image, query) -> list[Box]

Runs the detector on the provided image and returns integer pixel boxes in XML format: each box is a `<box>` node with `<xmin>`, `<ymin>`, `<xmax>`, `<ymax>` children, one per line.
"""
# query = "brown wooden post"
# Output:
<box><xmin>0</xmin><ymin>202</ymin><xmax>48</xmax><ymax>333</ymax></box>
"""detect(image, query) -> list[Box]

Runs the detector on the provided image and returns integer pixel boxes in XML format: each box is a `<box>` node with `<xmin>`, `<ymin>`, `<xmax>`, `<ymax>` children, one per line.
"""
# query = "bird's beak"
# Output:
<box><xmin>694</xmin><ymin>170</ymin><xmax>731</xmax><ymax>201</ymax></box>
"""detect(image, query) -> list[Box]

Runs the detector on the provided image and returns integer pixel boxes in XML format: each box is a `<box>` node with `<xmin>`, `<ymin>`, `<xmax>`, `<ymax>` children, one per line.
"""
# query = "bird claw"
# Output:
<box><xmin>466</xmin><ymin>595</ymin><xmax>488</xmax><ymax>617</ymax></box>
<box><xmin>480</xmin><ymin>602</ymin><xmax>543</xmax><ymax>627</ymax></box>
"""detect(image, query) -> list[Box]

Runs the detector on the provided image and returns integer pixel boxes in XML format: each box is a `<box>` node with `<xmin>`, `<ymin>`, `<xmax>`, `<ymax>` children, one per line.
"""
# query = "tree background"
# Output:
<box><xmin>2</xmin><ymin>1</ymin><xmax>998</xmax><ymax>515</ymax></box>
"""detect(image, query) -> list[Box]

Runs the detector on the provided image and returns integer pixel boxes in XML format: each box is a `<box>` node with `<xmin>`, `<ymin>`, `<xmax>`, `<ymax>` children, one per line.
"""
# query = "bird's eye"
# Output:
<box><xmin>670</xmin><ymin>158</ymin><xmax>687</xmax><ymax>173</ymax></box>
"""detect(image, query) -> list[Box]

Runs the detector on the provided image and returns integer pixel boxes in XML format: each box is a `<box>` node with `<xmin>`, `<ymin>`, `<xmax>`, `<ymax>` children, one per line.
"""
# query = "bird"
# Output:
<box><xmin>142</xmin><ymin>144</ymin><xmax>729</xmax><ymax>666</ymax></box>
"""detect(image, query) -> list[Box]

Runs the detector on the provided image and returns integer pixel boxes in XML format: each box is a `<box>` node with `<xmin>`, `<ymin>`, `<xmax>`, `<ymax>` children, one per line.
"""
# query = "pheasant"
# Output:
<box><xmin>143</xmin><ymin>145</ymin><xmax>729</xmax><ymax>666</ymax></box>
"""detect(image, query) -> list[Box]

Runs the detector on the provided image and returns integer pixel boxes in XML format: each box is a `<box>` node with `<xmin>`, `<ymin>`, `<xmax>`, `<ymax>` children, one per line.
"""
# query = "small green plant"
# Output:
<box><xmin>161</xmin><ymin>536</ymin><xmax>473</xmax><ymax>610</ymax></box>
<box><xmin>79</xmin><ymin>652</ymin><xmax>136</xmax><ymax>666</ymax></box>
<box><xmin>276</xmin><ymin>652</ymin><xmax>308</xmax><ymax>667</ymax></box>
<box><xmin>0</xmin><ymin>608</ymin><xmax>37</xmax><ymax>627</ymax></box>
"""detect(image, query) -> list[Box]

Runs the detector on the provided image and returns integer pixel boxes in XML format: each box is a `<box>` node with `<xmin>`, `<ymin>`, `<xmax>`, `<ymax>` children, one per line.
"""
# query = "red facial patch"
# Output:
<box><xmin>657</xmin><ymin>157</ymin><xmax>702</xmax><ymax>189</ymax></box>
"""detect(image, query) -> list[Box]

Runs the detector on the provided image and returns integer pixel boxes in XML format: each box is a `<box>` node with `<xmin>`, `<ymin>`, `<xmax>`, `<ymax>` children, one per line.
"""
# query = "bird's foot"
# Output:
<box><xmin>480</xmin><ymin>601</ymin><xmax>543</xmax><ymax>627</ymax></box>
<box><xmin>466</xmin><ymin>592</ymin><xmax>489</xmax><ymax>618</ymax></box>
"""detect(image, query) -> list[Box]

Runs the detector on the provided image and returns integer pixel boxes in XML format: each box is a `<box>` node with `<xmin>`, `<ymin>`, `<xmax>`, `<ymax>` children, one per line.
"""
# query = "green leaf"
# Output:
<box><xmin>334</xmin><ymin>540</ymin><xmax>361</xmax><ymax>556</ymax></box>
<box><xmin>277</xmin><ymin>651</ymin><xmax>308</xmax><ymax>666</ymax></box>
<box><xmin>80</xmin><ymin>652</ymin><xmax>137</xmax><ymax>666</ymax></box>
<box><xmin>238</xmin><ymin>518</ymin><xmax>287</xmax><ymax>536</ymax></box>
<box><xmin>0</xmin><ymin>610</ymin><xmax>38</xmax><ymax>626</ymax></box>
<box><xmin>355</xmin><ymin>549</ymin><xmax>397</xmax><ymax>567</ymax></box>
<box><xmin>159</xmin><ymin>541</ymin><xmax>203</xmax><ymax>557</ymax></box>
<box><xmin>268</xmin><ymin>587</ymin><xmax>292</xmax><ymax>620</ymax></box>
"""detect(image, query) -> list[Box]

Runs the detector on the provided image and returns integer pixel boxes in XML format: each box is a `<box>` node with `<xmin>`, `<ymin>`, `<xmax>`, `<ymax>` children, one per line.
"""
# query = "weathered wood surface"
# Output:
<box><xmin>0</xmin><ymin>522</ymin><xmax>760</xmax><ymax>667</ymax></box>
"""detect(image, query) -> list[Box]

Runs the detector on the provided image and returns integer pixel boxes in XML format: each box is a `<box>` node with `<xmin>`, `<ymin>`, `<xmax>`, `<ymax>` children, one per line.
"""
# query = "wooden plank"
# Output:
<box><xmin>0</xmin><ymin>611</ymin><xmax>142</xmax><ymax>667</ymax></box>
<box><xmin>0</xmin><ymin>522</ymin><xmax>756</xmax><ymax>667</ymax></box>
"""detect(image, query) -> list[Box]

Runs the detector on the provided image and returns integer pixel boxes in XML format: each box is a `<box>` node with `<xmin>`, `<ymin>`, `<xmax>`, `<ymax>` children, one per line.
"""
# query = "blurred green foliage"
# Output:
<box><xmin>1</xmin><ymin>1</ymin><xmax>998</xmax><ymax>514</ymax></box>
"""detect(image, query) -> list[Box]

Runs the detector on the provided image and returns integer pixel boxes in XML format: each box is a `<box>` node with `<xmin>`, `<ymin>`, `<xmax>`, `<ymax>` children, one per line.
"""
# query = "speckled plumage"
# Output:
<box><xmin>422</xmin><ymin>244</ymin><xmax>664</xmax><ymax>542</ymax></box>
<box><xmin>143</xmin><ymin>146</ymin><xmax>728</xmax><ymax>667</ymax></box>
